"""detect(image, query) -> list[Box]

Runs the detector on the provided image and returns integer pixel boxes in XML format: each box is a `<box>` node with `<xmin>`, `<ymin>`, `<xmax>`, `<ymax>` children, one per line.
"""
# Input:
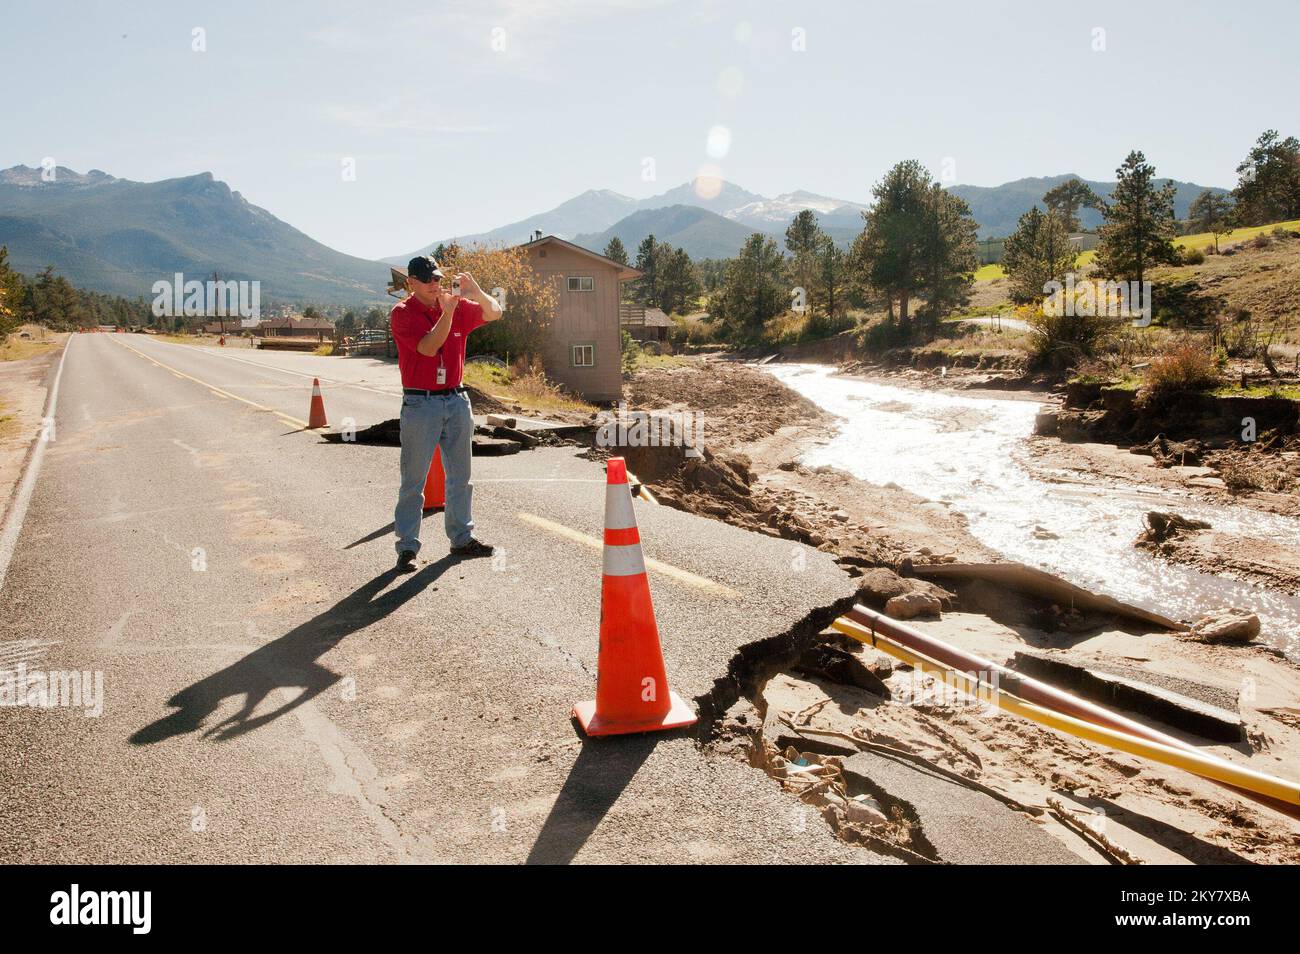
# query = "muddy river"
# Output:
<box><xmin>767</xmin><ymin>363</ymin><xmax>1300</xmax><ymax>658</ymax></box>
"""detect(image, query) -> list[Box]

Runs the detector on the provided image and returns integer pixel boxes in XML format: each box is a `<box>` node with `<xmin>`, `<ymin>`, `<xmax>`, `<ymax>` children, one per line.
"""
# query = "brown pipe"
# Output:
<box><xmin>846</xmin><ymin>604</ymin><xmax>1300</xmax><ymax>822</ymax></box>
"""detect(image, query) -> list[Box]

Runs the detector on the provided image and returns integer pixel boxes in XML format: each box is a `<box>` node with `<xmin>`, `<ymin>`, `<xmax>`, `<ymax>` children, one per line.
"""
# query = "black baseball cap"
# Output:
<box><xmin>407</xmin><ymin>255</ymin><xmax>445</xmax><ymax>283</ymax></box>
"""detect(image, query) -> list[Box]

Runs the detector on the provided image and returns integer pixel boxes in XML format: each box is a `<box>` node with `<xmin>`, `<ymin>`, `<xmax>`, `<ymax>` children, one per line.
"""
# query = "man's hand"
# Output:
<box><xmin>436</xmin><ymin>289</ymin><xmax>460</xmax><ymax>318</ymax></box>
<box><xmin>455</xmin><ymin>271</ymin><xmax>504</xmax><ymax>323</ymax></box>
<box><xmin>454</xmin><ymin>271</ymin><xmax>483</xmax><ymax>298</ymax></box>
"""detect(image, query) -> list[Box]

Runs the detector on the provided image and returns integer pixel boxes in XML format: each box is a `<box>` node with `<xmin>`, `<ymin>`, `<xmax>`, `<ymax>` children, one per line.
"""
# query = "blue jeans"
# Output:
<box><xmin>394</xmin><ymin>390</ymin><xmax>476</xmax><ymax>554</ymax></box>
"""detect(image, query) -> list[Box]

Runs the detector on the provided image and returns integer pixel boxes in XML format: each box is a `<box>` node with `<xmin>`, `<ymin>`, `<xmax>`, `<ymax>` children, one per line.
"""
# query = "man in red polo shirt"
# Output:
<box><xmin>390</xmin><ymin>255</ymin><xmax>503</xmax><ymax>570</ymax></box>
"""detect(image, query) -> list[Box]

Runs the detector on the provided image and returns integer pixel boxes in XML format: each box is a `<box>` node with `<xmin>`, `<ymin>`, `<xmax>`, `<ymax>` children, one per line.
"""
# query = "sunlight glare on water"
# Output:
<box><xmin>766</xmin><ymin>363</ymin><xmax>1300</xmax><ymax>658</ymax></box>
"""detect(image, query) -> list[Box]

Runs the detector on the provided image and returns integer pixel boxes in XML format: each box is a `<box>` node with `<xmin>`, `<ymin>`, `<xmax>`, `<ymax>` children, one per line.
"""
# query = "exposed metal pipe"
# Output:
<box><xmin>838</xmin><ymin>606</ymin><xmax>1300</xmax><ymax>821</ymax></box>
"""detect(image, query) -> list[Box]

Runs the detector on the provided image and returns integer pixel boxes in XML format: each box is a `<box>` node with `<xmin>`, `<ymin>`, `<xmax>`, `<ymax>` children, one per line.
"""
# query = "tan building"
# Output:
<box><xmin>517</xmin><ymin>235</ymin><xmax>640</xmax><ymax>403</ymax></box>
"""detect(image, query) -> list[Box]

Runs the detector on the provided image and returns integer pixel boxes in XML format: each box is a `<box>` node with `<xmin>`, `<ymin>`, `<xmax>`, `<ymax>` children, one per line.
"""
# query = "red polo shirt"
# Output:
<box><xmin>389</xmin><ymin>295</ymin><xmax>486</xmax><ymax>389</ymax></box>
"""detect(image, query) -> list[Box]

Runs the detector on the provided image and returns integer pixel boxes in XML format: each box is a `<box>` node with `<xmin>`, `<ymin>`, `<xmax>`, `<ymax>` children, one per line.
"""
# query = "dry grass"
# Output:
<box><xmin>1</xmin><ymin>324</ymin><xmax>62</xmax><ymax>362</ymax></box>
<box><xmin>462</xmin><ymin>358</ymin><xmax>596</xmax><ymax>414</ymax></box>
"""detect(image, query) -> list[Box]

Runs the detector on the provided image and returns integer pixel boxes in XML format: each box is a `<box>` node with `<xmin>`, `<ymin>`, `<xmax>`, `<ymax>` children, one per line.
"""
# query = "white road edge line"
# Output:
<box><xmin>0</xmin><ymin>336</ymin><xmax>72</xmax><ymax>594</ymax></box>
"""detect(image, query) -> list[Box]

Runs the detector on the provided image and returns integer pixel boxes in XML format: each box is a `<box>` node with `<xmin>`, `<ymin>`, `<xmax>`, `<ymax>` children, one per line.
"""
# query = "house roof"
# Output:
<box><xmin>642</xmin><ymin>307</ymin><xmax>672</xmax><ymax>328</ymax></box>
<box><xmin>516</xmin><ymin>235</ymin><xmax>642</xmax><ymax>282</ymax></box>
<box><xmin>256</xmin><ymin>316</ymin><xmax>334</xmax><ymax>329</ymax></box>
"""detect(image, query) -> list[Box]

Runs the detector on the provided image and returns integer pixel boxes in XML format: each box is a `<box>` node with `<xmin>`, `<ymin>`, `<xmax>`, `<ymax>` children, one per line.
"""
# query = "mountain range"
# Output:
<box><xmin>387</xmin><ymin>180</ymin><xmax>870</xmax><ymax>262</ymax></box>
<box><xmin>399</xmin><ymin>173</ymin><xmax>1226</xmax><ymax>262</ymax></box>
<box><xmin>0</xmin><ymin>165</ymin><xmax>389</xmax><ymax>304</ymax></box>
<box><xmin>948</xmin><ymin>174</ymin><xmax>1227</xmax><ymax>239</ymax></box>
<box><xmin>0</xmin><ymin>164</ymin><xmax>1230</xmax><ymax>305</ymax></box>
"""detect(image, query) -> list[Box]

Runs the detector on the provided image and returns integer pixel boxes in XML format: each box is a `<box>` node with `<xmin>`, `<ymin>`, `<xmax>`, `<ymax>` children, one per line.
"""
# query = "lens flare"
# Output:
<box><xmin>705</xmin><ymin>125</ymin><xmax>731</xmax><ymax>160</ymax></box>
<box><xmin>694</xmin><ymin>165</ymin><xmax>724</xmax><ymax>200</ymax></box>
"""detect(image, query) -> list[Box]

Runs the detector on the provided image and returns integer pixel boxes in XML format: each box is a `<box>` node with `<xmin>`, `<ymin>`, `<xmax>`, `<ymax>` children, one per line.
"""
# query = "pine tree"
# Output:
<box><xmin>852</xmin><ymin>160</ymin><xmax>930</xmax><ymax>325</ymax></box>
<box><xmin>1233</xmin><ymin>129</ymin><xmax>1300</xmax><ymax>225</ymax></box>
<box><xmin>1187</xmin><ymin>190</ymin><xmax>1235</xmax><ymax>252</ymax></box>
<box><xmin>1042</xmin><ymin>179</ymin><xmax>1103</xmax><ymax>233</ymax></box>
<box><xmin>1094</xmin><ymin>151</ymin><xmax>1179</xmax><ymax>287</ymax></box>
<box><xmin>658</xmin><ymin>246</ymin><xmax>700</xmax><ymax>314</ymax></box>
<box><xmin>917</xmin><ymin>183</ymin><xmax>979</xmax><ymax>320</ymax></box>
<box><xmin>784</xmin><ymin>209</ymin><xmax>823</xmax><ymax>316</ymax></box>
<box><xmin>710</xmin><ymin>233</ymin><xmax>785</xmax><ymax>341</ymax></box>
<box><xmin>1002</xmin><ymin>207</ymin><xmax>1078</xmax><ymax>303</ymax></box>
<box><xmin>633</xmin><ymin>235</ymin><xmax>660</xmax><ymax>305</ymax></box>
<box><xmin>603</xmin><ymin>236</ymin><xmax>629</xmax><ymax>266</ymax></box>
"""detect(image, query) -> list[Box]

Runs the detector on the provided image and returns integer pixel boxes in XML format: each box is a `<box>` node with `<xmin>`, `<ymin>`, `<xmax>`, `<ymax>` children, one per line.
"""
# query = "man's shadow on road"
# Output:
<box><xmin>130</xmin><ymin>555</ymin><xmax>457</xmax><ymax>746</ymax></box>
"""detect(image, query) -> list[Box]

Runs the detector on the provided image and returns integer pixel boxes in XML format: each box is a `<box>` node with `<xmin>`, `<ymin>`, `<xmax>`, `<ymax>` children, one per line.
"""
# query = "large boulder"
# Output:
<box><xmin>1188</xmin><ymin>608</ymin><xmax>1260</xmax><ymax>644</ymax></box>
<box><xmin>884</xmin><ymin>591</ymin><xmax>943</xmax><ymax>620</ymax></box>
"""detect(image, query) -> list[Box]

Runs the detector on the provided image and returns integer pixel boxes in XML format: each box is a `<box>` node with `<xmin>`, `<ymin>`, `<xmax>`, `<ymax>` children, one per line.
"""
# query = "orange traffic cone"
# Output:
<box><xmin>573</xmin><ymin>457</ymin><xmax>697</xmax><ymax>736</ymax></box>
<box><xmin>307</xmin><ymin>378</ymin><xmax>328</xmax><ymax>428</ymax></box>
<box><xmin>422</xmin><ymin>446</ymin><xmax>445</xmax><ymax>511</ymax></box>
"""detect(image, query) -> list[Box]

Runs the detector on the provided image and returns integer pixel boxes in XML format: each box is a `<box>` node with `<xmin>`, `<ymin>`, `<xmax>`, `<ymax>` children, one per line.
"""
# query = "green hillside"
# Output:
<box><xmin>0</xmin><ymin>166</ymin><xmax>390</xmax><ymax>304</ymax></box>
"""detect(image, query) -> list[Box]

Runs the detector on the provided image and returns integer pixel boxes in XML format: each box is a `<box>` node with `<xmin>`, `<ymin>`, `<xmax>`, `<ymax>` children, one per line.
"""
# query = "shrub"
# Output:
<box><xmin>1024</xmin><ymin>301</ymin><xmax>1121</xmax><ymax>374</ymax></box>
<box><xmin>620</xmin><ymin>330</ymin><xmax>639</xmax><ymax>375</ymax></box>
<box><xmin>1180</xmin><ymin>246</ymin><xmax>1205</xmax><ymax>265</ymax></box>
<box><xmin>1252</xmin><ymin>231</ymin><xmax>1273</xmax><ymax>249</ymax></box>
<box><xmin>1143</xmin><ymin>340</ymin><xmax>1220</xmax><ymax>394</ymax></box>
<box><xmin>857</xmin><ymin>315</ymin><xmax>911</xmax><ymax>354</ymax></box>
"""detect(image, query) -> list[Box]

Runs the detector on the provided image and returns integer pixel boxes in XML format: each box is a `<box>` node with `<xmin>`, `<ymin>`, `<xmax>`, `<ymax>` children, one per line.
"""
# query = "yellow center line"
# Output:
<box><xmin>113</xmin><ymin>339</ymin><xmax>311</xmax><ymax>428</ymax></box>
<box><xmin>516</xmin><ymin>511</ymin><xmax>741</xmax><ymax>598</ymax></box>
<box><xmin>150</xmin><ymin>338</ymin><xmax>400</xmax><ymax>397</ymax></box>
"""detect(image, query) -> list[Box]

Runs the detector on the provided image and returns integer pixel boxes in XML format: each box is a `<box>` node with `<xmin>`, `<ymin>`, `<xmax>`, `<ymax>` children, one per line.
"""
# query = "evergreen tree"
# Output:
<box><xmin>1187</xmin><ymin>190</ymin><xmax>1235</xmax><ymax>252</ymax></box>
<box><xmin>1002</xmin><ymin>207</ymin><xmax>1078</xmax><ymax>303</ymax></box>
<box><xmin>658</xmin><ymin>246</ymin><xmax>700</xmax><ymax>314</ymax></box>
<box><xmin>852</xmin><ymin>160</ymin><xmax>930</xmax><ymax>325</ymax></box>
<box><xmin>1094</xmin><ymin>151</ymin><xmax>1179</xmax><ymax>286</ymax></box>
<box><xmin>1042</xmin><ymin>178</ymin><xmax>1103</xmax><ymax>233</ymax></box>
<box><xmin>1233</xmin><ymin>129</ymin><xmax>1300</xmax><ymax>225</ymax></box>
<box><xmin>784</xmin><ymin>209</ymin><xmax>823</xmax><ymax>315</ymax></box>
<box><xmin>710</xmin><ymin>233</ymin><xmax>785</xmax><ymax>341</ymax></box>
<box><xmin>633</xmin><ymin>234</ymin><xmax>660</xmax><ymax>305</ymax></box>
<box><xmin>603</xmin><ymin>236</ymin><xmax>629</xmax><ymax>266</ymax></box>
<box><xmin>917</xmin><ymin>183</ymin><xmax>979</xmax><ymax>319</ymax></box>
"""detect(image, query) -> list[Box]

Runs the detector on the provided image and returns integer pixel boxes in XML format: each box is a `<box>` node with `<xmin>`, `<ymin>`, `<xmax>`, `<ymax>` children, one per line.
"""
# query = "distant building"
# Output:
<box><xmin>622</xmin><ymin>306</ymin><xmax>673</xmax><ymax>350</ymax></box>
<box><xmin>252</xmin><ymin>316</ymin><xmax>335</xmax><ymax>341</ymax></box>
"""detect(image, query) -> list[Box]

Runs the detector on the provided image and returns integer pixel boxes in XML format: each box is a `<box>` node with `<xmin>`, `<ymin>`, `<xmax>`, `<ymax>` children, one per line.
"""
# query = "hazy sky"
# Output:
<box><xmin>5</xmin><ymin>0</ymin><xmax>1298</xmax><ymax>260</ymax></box>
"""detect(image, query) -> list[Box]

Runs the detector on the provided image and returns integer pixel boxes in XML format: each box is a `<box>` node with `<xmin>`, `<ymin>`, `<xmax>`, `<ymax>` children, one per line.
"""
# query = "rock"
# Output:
<box><xmin>1138</xmin><ymin>511</ymin><xmax>1211</xmax><ymax>546</ymax></box>
<box><xmin>1032</xmin><ymin>525</ymin><xmax>1059</xmax><ymax>540</ymax></box>
<box><xmin>1189</xmin><ymin>608</ymin><xmax>1260</xmax><ymax>644</ymax></box>
<box><xmin>845</xmin><ymin>794</ymin><xmax>889</xmax><ymax>827</ymax></box>
<box><xmin>831</xmin><ymin>510</ymin><xmax>850</xmax><ymax>522</ymax></box>
<box><xmin>1034</xmin><ymin>411</ymin><xmax>1058</xmax><ymax>436</ymax></box>
<box><xmin>884</xmin><ymin>591</ymin><xmax>943</xmax><ymax>620</ymax></box>
<box><xmin>856</xmin><ymin>568</ymin><xmax>912</xmax><ymax>606</ymax></box>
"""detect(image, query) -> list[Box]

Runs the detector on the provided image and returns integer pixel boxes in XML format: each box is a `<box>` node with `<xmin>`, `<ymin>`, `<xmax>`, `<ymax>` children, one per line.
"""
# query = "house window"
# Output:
<box><xmin>566</xmin><ymin>276</ymin><xmax>594</xmax><ymax>292</ymax></box>
<box><xmin>572</xmin><ymin>344</ymin><xmax>595</xmax><ymax>367</ymax></box>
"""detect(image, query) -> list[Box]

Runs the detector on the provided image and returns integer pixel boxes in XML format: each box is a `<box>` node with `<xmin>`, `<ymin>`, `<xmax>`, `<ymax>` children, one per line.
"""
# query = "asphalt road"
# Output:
<box><xmin>0</xmin><ymin>334</ymin><xmax>877</xmax><ymax>864</ymax></box>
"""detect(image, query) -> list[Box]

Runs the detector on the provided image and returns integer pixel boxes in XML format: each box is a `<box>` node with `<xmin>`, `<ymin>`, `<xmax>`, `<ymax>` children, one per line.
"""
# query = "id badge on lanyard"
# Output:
<box><xmin>433</xmin><ymin>314</ymin><xmax>447</xmax><ymax>385</ymax></box>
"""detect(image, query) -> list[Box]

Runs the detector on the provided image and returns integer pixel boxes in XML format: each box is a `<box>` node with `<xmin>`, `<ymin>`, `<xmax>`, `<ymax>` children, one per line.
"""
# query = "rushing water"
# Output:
<box><xmin>766</xmin><ymin>363</ymin><xmax>1300</xmax><ymax>658</ymax></box>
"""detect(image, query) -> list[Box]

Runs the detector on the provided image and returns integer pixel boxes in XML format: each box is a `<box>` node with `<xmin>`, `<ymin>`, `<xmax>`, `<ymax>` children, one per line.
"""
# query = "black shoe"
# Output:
<box><xmin>396</xmin><ymin>550</ymin><xmax>418</xmax><ymax>572</ymax></box>
<box><xmin>450</xmin><ymin>538</ymin><xmax>494</xmax><ymax>559</ymax></box>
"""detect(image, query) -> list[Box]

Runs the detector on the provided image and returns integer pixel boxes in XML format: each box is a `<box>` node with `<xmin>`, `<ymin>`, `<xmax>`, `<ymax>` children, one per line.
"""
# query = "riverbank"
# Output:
<box><xmin>624</xmin><ymin>354</ymin><xmax>1300</xmax><ymax>864</ymax></box>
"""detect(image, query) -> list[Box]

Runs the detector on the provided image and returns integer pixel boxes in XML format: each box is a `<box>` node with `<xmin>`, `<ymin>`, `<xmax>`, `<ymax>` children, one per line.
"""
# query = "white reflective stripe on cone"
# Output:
<box><xmin>603</xmin><ymin>543</ymin><xmax>647</xmax><ymax>577</ymax></box>
<box><xmin>604</xmin><ymin>483</ymin><xmax>638</xmax><ymax>530</ymax></box>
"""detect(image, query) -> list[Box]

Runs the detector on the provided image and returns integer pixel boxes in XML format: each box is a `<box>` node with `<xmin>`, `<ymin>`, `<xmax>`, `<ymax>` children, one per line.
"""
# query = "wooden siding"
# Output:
<box><xmin>523</xmin><ymin>244</ymin><xmax>623</xmax><ymax>402</ymax></box>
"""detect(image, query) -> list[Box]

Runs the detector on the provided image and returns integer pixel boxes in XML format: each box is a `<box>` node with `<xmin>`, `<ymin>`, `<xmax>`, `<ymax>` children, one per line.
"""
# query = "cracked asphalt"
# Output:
<box><xmin>1</xmin><ymin>334</ymin><xmax>879</xmax><ymax>864</ymax></box>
